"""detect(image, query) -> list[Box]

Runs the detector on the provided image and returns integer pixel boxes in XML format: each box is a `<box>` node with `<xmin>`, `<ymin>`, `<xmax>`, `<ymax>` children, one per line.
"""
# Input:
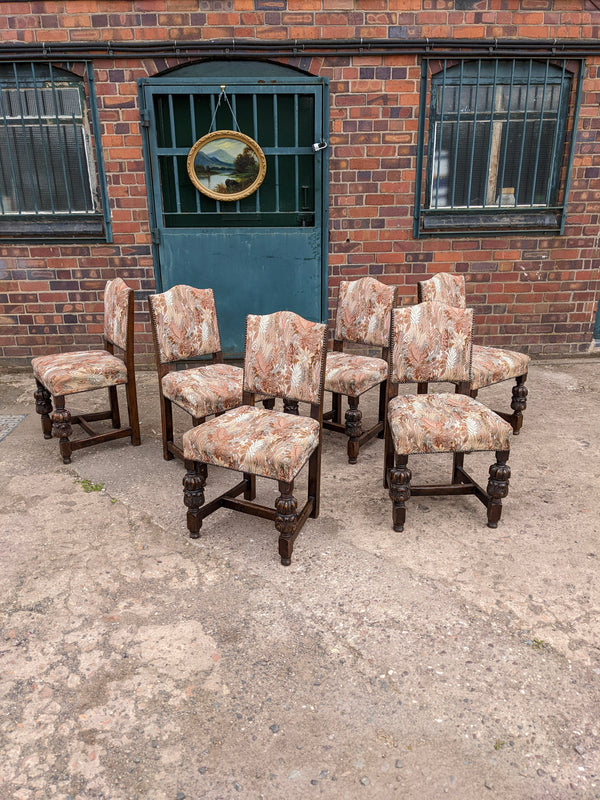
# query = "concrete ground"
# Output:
<box><xmin>0</xmin><ymin>357</ymin><xmax>599</xmax><ymax>800</ymax></box>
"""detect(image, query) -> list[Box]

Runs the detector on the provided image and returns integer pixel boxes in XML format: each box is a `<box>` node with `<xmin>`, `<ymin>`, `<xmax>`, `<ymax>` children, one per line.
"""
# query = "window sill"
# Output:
<box><xmin>0</xmin><ymin>215</ymin><xmax>106</xmax><ymax>241</ymax></box>
<box><xmin>419</xmin><ymin>209</ymin><xmax>562</xmax><ymax>237</ymax></box>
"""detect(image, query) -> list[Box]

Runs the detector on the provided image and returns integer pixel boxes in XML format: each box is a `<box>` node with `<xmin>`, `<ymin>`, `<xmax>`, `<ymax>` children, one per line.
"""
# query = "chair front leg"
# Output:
<box><xmin>108</xmin><ymin>385</ymin><xmax>121</xmax><ymax>428</ymax></box>
<box><xmin>51</xmin><ymin>396</ymin><xmax>72</xmax><ymax>464</ymax></box>
<box><xmin>34</xmin><ymin>380</ymin><xmax>53</xmax><ymax>439</ymax></box>
<box><xmin>511</xmin><ymin>374</ymin><xmax>528</xmax><ymax>435</ymax></box>
<box><xmin>389</xmin><ymin>454</ymin><xmax>411</xmax><ymax>532</ymax></box>
<box><xmin>345</xmin><ymin>395</ymin><xmax>362</xmax><ymax>464</ymax></box>
<box><xmin>486</xmin><ymin>450</ymin><xmax>510</xmax><ymax>528</ymax></box>
<box><xmin>275</xmin><ymin>480</ymin><xmax>298</xmax><ymax>566</ymax></box>
<box><xmin>183</xmin><ymin>461</ymin><xmax>207</xmax><ymax>538</ymax></box>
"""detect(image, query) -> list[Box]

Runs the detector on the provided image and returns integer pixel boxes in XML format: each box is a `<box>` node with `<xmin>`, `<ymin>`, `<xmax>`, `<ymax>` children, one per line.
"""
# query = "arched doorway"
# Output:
<box><xmin>139</xmin><ymin>60</ymin><xmax>329</xmax><ymax>356</ymax></box>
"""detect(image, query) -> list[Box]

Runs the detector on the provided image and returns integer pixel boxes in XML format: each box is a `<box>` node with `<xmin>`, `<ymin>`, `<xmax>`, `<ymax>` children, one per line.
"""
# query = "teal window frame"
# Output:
<box><xmin>414</xmin><ymin>57</ymin><xmax>583</xmax><ymax>238</ymax></box>
<box><xmin>0</xmin><ymin>62</ymin><xmax>111</xmax><ymax>242</ymax></box>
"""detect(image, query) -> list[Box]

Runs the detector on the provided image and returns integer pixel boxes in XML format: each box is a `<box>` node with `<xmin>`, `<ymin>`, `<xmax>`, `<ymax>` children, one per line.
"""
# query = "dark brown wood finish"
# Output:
<box><xmin>35</xmin><ymin>284</ymin><xmax>140</xmax><ymax>464</ymax></box>
<box><xmin>323</xmin><ymin>287</ymin><xmax>398</xmax><ymax>464</ymax></box>
<box><xmin>183</xmin><ymin>319</ymin><xmax>328</xmax><ymax>566</ymax></box>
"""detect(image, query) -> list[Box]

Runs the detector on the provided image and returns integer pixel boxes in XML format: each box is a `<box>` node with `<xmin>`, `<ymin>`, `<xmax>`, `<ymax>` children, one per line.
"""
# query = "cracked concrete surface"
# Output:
<box><xmin>1</xmin><ymin>358</ymin><xmax>599</xmax><ymax>800</ymax></box>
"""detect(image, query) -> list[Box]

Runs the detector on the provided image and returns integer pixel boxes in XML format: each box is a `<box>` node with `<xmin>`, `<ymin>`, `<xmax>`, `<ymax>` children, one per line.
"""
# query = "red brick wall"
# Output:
<box><xmin>1</xmin><ymin>1</ymin><xmax>599</xmax><ymax>366</ymax></box>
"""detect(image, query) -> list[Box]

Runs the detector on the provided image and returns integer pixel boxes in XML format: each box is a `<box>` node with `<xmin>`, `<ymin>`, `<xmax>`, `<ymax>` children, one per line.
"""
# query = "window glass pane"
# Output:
<box><xmin>0</xmin><ymin>68</ymin><xmax>94</xmax><ymax>216</ymax></box>
<box><xmin>428</xmin><ymin>59</ymin><xmax>570</xmax><ymax>213</ymax></box>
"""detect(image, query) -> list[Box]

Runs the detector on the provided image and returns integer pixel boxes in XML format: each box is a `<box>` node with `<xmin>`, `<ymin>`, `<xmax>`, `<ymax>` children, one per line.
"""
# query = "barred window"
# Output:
<box><xmin>415</xmin><ymin>58</ymin><xmax>582</xmax><ymax>237</ymax></box>
<box><xmin>0</xmin><ymin>63</ymin><xmax>110</xmax><ymax>240</ymax></box>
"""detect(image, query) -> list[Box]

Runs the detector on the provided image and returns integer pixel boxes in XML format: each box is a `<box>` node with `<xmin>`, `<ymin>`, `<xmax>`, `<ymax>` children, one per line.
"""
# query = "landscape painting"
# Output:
<box><xmin>186</xmin><ymin>130</ymin><xmax>266</xmax><ymax>201</ymax></box>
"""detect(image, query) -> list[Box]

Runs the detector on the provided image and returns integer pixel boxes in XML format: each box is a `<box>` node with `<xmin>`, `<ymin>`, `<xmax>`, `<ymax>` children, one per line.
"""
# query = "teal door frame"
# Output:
<box><xmin>139</xmin><ymin>70</ymin><xmax>329</xmax><ymax>355</ymax></box>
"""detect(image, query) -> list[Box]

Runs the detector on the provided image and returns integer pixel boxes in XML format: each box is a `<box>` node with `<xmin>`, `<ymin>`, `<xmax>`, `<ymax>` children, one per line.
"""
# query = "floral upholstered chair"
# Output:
<box><xmin>32</xmin><ymin>278</ymin><xmax>141</xmax><ymax>464</ymax></box>
<box><xmin>148</xmin><ymin>285</ymin><xmax>258</xmax><ymax>463</ymax></box>
<box><xmin>182</xmin><ymin>310</ymin><xmax>327</xmax><ymax>566</ymax></box>
<box><xmin>418</xmin><ymin>272</ymin><xmax>530</xmax><ymax>434</ymax></box>
<box><xmin>323</xmin><ymin>277</ymin><xmax>397</xmax><ymax>463</ymax></box>
<box><xmin>384</xmin><ymin>302</ymin><xmax>513</xmax><ymax>531</ymax></box>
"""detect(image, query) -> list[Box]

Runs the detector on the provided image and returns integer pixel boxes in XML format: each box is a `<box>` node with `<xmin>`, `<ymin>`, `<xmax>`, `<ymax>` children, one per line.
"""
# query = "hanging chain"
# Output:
<box><xmin>208</xmin><ymin>85</ymin><xmax>240</xmax><ymax>133</ymax></box>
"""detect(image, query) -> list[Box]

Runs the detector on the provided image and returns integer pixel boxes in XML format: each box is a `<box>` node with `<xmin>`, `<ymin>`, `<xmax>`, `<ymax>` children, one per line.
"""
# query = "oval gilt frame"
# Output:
<box><xmin>186</xmin><ymin>130</ymin><xmax>267</xmax><ymax>202</ymax></box>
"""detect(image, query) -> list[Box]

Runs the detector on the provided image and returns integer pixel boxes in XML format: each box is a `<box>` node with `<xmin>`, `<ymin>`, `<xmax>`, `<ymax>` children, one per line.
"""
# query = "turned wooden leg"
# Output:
<box><xmin>486</xmin><ymin>450</ymin><xmax>510</xmax><ymax>528</ymax></box>
<box><xmin>51</xmin><ymin>396</ymin><xmax>72</xmax><ymax>464</ymax></box>
<box><xmin>275</xmin><ymin>480</ymin><xmax>298</xmax><ymax>566</ymax></box>
<box><xmin>389</xmin><ymin>454</ymin><xmax>411</xmax><ymax>532</ymax></box>
<box><xmin>262</xmin><ymin>398</ymin><xmax>275</xmax><ymax>410</ymax></box>
<box><xmin>283</xmin><ymin>398</ymin><xmax>299</xmax><ymax>415</ymax></box>
<box><xmin>511</xmin><ymin>374</ymin><xmax>528</xmax><ymax>435</ymax></box>
<box><xmin>183</xmin><ymin>461</ymin><xmax>207</xmax><ymax>538</ymax></box>
<box><xmin>108</xmin><ymin>385</ymin><xmax>121</xmax><ymax>428</ymax></box>
<box><xmin>345</xmin><ymin>395</ymin><xmax>362</xmax><ymax>464</ymax></box>
<box><xmin>34</xmin><ymin>380</ymin><xmax>53</xmax><ymax>439</ymax></box>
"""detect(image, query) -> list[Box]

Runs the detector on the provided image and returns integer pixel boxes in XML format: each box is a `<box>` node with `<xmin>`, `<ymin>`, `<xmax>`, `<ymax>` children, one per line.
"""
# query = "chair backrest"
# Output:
<box><xmin>103</xmin><ymin>277</ymin><xmax>132</xmax><ymax>351</ymax></box>
<box><xmin>148</xmin><ymin>285</ymin><xmax>222</xmax><ymax>364</ymax></box>
<box><xmin>417</xmin><ymin>273</ymin><xmax>466</xmax><ymax>308</ymax></box>
<box><xmin>244</xmin><ymin>311</ymin><xmax>327</xmax><ymax>406</ymax></box>
<box><xmin>334</xmin><ymin>276</ymin><xmax>397</xmax><ymax>347</ymax></box>
<box><xmin>390</xmin><ymin>302</ymin><xmax>473</xmax><ymax>384</ymax></box>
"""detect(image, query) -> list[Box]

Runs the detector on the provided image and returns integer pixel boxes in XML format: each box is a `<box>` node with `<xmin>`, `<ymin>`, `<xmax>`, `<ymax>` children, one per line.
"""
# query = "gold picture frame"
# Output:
<box><xmin>186</xmin><ymin>130</ymin><xmax>267</xmax><ymax>202</ymax></box>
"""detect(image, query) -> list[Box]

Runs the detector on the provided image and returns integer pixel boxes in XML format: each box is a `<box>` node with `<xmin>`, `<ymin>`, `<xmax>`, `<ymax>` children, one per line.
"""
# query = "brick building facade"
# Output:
<box><xmin>1</xmin><ymin>1</ymin><xmax>599</xmax><ymax>367</ymax></box>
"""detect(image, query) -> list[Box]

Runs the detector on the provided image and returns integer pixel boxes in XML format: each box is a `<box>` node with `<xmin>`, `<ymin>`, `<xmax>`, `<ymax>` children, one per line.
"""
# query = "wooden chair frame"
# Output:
<box><xmin>383</xmin><ymin>381</ymin><xmax>511</xmax><ymax>530</ymax></box>
<box><xmin>322</xmin><ymin>284</ymin><xmax>398</xmax><ymax>464</ymax></box>
<box><xmin>183</xmin><ymin>319</ymin><xmax>327</xmax><ymax>566</ymax></box>
<box><xmin>417</xmin><ymin>278</ymin><xmax>528</xmax><ymax>435</ymax></box>
<box><xmin>34</xmin><ymin>285</ymin><xmax>140</xmax><ymax>465</ymax></box>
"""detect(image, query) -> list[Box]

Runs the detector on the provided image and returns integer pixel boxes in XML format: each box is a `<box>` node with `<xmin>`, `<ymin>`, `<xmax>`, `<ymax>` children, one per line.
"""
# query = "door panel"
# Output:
<box><xmin>141</xmin><ymin>73</ymin><xmax>329</xmax><ymax>356</ymax></box>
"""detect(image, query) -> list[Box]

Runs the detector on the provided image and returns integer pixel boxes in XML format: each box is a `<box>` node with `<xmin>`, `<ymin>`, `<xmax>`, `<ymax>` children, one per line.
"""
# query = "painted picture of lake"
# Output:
<box><xmin>191</xmin><ymin>134</ymin><xmax>264</xmax><ymax>198</ymax></box>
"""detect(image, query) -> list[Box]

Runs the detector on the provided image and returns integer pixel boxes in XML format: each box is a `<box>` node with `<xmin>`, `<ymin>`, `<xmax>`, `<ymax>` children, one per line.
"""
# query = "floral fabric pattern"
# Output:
<box><xmin>388</xmin><ymin>392</ymin><xmax>512</xmax><ymax>455</ymax></box>
<box><xmin>149</xmin><ymin>285</ymin><xmax>221</xmax><ymax>363</ymax></box>
<box><xmin>470</xmin><ymin>345</ymin><xmax>530</xmax><ymax>391</ymax></box>
<box><xmin>32</xmin><ymin>350</ymin><xmax>128</xmax><ymax>396</ymax></box>
<box><xmin>244</xmin><ymin>311</ymin><xmax>326</xmax><ymax>405</ymax></box>
<box><xmin>334</xmin><ymin>277</ymin><xmax>396</xmax><ymax>347</ymax></box>
<box><xmin>325</xmin><ymin>352</ymin><xmax>388</xmax><ymax>397</ymax></box>
<box><xmin>162</xmin><ymin>363</ymin><xmax>243</xmax><ymax>418</ymax></box>
<box><xmin>183</xmin><ymin>405</ymin><xmax>321</xmax><ymax>482</ymax></box>
<box><xmin>390</xmin><ymin>302</ymin><xmax>473</xmax><ymax>384</ymax></box>
<box><xmin>103</xmin><ymin>278</ymin><xmax>130</xmax><ymax>351</ymax></box>
<box><xmin>418</xmin><ymin>273</ymin><xmax>466</xmax><ymax>309</ymax></box>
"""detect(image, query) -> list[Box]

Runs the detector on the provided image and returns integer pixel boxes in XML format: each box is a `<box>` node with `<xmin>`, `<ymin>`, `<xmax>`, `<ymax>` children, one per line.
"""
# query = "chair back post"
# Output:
<box><xmin>123</xmin><ymin>287</ymin><xmax>136</xmax><ymax>374</ymax></box>
<box><xmin>309</xmin><ymin>325</ymin><xmax>328</xmax><ymax>425</ymax></box>
<box><xmin>147</xmin><ymin>295</ymin><xmax>171</xmax><ymax>382</ymax></box>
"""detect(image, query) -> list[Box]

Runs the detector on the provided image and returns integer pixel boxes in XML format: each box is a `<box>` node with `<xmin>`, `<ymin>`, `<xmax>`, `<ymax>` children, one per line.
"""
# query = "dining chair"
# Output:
<box><xmin>148</xmin><ymin>284</ymin><xmax>252</xmax><ymax>463</ymax></box>
<box><xmin>384</xmin><ymin>302</ymin><xmax>513</xmax><ymax>531</ymax></box>
<box><xmin>32</xmin><ymin>277</ymin><xmax>141</xmax><ymax>464</ymax></box>
<box><xmin>418</xmin><ymin>272</ymin><xmax>529</xmax><ymax>434</ymax></box>
<box><xmin>323</xmin><ymin>276</ymin><xmax>397</xmax><ymax>462</ymax></box>
<box><xmin>182</xmin><ymin>310</ymin><xmax>327</xmax><ymax>566</ymax></box>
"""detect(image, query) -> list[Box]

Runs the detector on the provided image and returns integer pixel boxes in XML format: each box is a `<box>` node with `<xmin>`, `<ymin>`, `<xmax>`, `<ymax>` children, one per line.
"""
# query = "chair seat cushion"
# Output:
<box><xmin>470</xmin><ymin>345</ymin><xmax>530</xmax><ymax>391</ymax></box>
<box><xmin>324</xmin><ymin>351</ymin><xmax>388</xmax><ymax>397</ymax></box>
<box><xmin>183</xmin><ymin>405</ymin><xmax>321</xmax><ymax>483</ymax></box>
<box><xmin>388</xmin><ymin>392</ymin><xmax>512</xmax><ymax>455</ymax></box>
<box><xmin>162</xmin><ymin>363</ymin><xmax>243</xmax><ymax>419</ymax></box>
<box><xmin>32</xmin><ymin>350</ymin><xmax>128</xmax><ymax>396</ymax></box>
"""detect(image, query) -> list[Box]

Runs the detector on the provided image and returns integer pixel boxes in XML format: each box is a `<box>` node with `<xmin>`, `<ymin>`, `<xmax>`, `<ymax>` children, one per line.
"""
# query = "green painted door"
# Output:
<box><xmin>140</xmin><ymin>65</ymin><xmax>329</xmax><ymax>356</ymax></box>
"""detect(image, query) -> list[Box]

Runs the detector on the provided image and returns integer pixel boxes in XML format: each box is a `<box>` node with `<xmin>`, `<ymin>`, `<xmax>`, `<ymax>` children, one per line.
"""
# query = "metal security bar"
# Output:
<box><xmin>0</xmin><ymin>62</ymin><xmax>109</xmax><ymax>239</ymax></box>
<box><xmin>415</xmin><ymin>57</ymin><xmax>583</xmax><ymax>237</ymax></box>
